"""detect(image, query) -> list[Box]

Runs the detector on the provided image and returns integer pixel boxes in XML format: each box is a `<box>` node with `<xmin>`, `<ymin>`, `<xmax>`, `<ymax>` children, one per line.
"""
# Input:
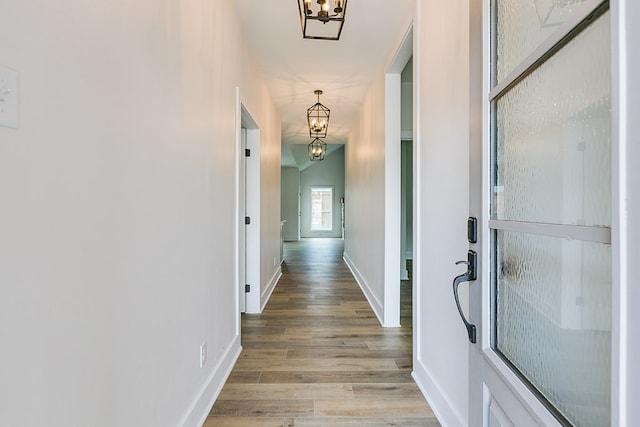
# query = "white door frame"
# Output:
<box><xmin>238</xmin><ymin>125</ymin><xmax>247</xmax><ymax>315</ymax></box>
<box><xmin>615</xmin><ymin>1</ymin><xmax>640</xmax><ymax>424</ymax></box>
<box><xmin>383</xmin><ymin>25</ymin><xmax>413</xmax><ymax>328</ymax></box>
<box><xmin>468</xmin><ymin>1</ymin><xmax>484</xmax><ymax>424</ymax></box>
<box><xmin>236</xmin><ymin>88</ymin><xmax>261</xmax><ymax>315</ymax></box>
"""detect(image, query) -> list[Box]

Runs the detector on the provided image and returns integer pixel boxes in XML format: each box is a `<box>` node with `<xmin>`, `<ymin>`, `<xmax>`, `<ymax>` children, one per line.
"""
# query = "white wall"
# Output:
<box><xmin>258</xmin><ymin>93</ymin><xmax>283</xmax><ymax>310</ymax></box>
<box><xmin>411</xmin><ymin>0</ymin><xmax>471</xmax><ymax>425</ymax></box>
<box><xmin>344</xmin><ymin>72</ymin><xmax>388</xmax><ymax>320</ymax></box>
<box><xmin>401</xmin><ymin>140</ymin><xmax>413</xmax><ymax>280</ymax></box>
<box><xmin>343</xmin><ymin>3</ymin><xmax>413</xmax><ymax>326</ymax></box>
<box><xmin>401</xmin><ymin>59</ymin><xmax>414</xmax><ymax>279</ymax></box>
<box><xmin>300</xmin><ymin>147</ymin><xmax>345</xmax><ymax>238</ymax></box>
<box><xmin>0</xmin><ymin>1</ymin><xmax>281</xmax><ymax>426</ymax></box>
<box><xmin>401</xmin><ymin>57</ymin><xmax>414</xmax><ymax>139</ymax></box>
<box><xmin>281</xmin><ymin>167</ymin><xmax>300</xmax><ymax>241</ymax></box>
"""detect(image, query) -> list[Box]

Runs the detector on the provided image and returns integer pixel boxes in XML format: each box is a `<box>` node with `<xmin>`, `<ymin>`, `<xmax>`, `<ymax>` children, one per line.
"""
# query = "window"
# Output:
<box><xmin>311</xmin><ymin>187</ymin><xmax>333</xmax><ymax>231</ymax></box>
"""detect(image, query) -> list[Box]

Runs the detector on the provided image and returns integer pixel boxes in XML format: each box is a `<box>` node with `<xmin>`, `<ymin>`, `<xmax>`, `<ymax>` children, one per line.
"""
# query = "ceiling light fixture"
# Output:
<box><xmin>298</xmin><ymin>0</ymin><xmax>348</xmax><ymax>41</ymax></box>
<box><xmin>307</xmin><ymin>89</ymin><xmax>330</xmax><ymax>138</ymax></box>
<box><xmin>308</xmin><ymin>137</ymin><xmax>327</xmax><ymax>161</ymax></box>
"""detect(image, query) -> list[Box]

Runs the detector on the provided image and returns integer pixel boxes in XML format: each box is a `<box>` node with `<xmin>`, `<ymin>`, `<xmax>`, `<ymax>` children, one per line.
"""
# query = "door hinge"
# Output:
<box><xmin>245</xmin><ymin>284</ymin><xmax>250</xmax><ymax>293</ymax></box>
<box><xmin>245</xmin><ymin>216</ymin><xmax>251</xmax><ymax>225</ymax></box>
<box><xmin>245</xmin><ymin>148</ymin><xmax>251</xmax><ymax>157</ymax></box>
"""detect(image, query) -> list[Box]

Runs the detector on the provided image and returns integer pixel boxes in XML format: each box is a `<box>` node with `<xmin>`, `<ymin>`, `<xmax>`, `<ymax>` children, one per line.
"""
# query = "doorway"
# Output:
<box><xmin>400</xmin><ymin>58</ymin><xmax>414</xmax><ymax>282</ymax></box>
<box><xmin>236</xmin><ymin>92</ymin><xmax>261</xmax><ymax>314</ymax></box>
<box><xmin>383</xmin><ymin>26</ymin><xmax>413</xmax><ymax>328</ymax></box>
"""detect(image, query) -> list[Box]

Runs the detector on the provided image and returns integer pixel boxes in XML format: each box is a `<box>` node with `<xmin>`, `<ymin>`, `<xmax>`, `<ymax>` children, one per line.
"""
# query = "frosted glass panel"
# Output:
<box><xmin>496</xmin><ymin>0</ymin><xmax>589</xmax><ymax>82</ymax></box>
<box><xmin>495</xmin><ymin>230</ymin><xmax>611</xmax><ymax>427</ymax></box>
<box><xmin>493</xmin><ymin>12</ymin><xmax>610</xmax><ymax>227</ymax></box>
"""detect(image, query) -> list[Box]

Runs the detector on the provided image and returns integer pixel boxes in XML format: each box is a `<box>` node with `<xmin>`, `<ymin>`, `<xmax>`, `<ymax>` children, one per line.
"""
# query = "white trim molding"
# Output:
<box><xmin>179</xmin><ymin>336</ymin><xmax>242</xmax><ymax>427</ymax></box>
<box><xmin>261</xmin><ymin>266</ymin><xmax>282</xmax><ymax>312</ymax></box>
<box><xmin>412</xmin><ymin>358</ymin><xmax>466</xmax><ymax>427</ymax></box>
<box><xmin>343</xmin><ymin>252</ymin><xmax>384</xmax><ymax>326</ymax></box>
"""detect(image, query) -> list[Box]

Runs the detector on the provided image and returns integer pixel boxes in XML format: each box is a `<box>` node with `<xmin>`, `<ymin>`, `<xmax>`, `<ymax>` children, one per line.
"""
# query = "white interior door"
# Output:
<box><xmin>239</xmin><ymin>127</ymin><xmax>247</xmax><ymax>313</ymax></box>
<box><xmin>468</xmin><ymin>1</ymin><xmax>614</xmax><ymax>426</ymax></box>
<box><xmin>242</xmin><ymin>108</ymin><xmax>261</xmax><ymax>314</ymax></box>
<box><xmin>237</xmin><ymin>98</ymin><xmax>261</xmax><ymax>314</ymax></box>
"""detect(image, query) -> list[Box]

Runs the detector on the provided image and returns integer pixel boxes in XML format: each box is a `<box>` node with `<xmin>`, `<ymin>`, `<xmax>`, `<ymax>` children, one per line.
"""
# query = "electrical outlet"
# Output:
<box><xmin>199</xmin><ymin>342</ymin><xmax>207</xmax><ymax>368</ymax></box>
<box><xmin>0</xmin><ymin>66</ymin><xmax>18</xmax><ymax>129</ymax></box>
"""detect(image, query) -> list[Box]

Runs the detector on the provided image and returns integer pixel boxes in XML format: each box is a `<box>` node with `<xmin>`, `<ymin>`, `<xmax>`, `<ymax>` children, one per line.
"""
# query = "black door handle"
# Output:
<box><xmin>453</xmin><ymin>250</ymin><xmax>477</xmax><ymax>344</ymax></box>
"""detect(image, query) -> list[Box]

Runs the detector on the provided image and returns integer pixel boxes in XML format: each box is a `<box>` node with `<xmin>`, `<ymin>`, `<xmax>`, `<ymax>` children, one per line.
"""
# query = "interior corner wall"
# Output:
<box><xmin>401</xmin><ymin>140</ymin><xmax>413</xmax><ymax>280</ymax></box>
<box><xmin>401</xmin><ymin>57</ymin><xmax>414</xmax><ymax>139</ymax></box>
<box><xmin>343</xmin><ymin>11</ymin><xmax>414</xmax><ymax>325</ymax></box>
<box><xmin>259</xmin><ymin>91</ymin><xmax>283</xmax><ymax>310</ymax></box>
<box><xmin>411</xmin><ymin>0</ymin><xmax>471</xmax><ymax>425</ymax></box>
<box><xmin>344</xmin><ymin>78</ymin><xmax>387</xmax><ymax>319</ymax></box>
<box><xmin>0</xmin><ymin>1</ymin><xmax>281</xmax><ymax>426</ymax></box>
<box><xmin>281</xmin><ymin>167</ymin><xmax>301</xmax><ymax>241</ymax></box>
<box><xmin>401</xmin><ymin>58</ymin><xmax>414</xmax><ymax>280</ymax></box>
<box><xmin>300</xmin><ymin>147</ymin><xmax>345</xmax><ymax>238</ymax></box>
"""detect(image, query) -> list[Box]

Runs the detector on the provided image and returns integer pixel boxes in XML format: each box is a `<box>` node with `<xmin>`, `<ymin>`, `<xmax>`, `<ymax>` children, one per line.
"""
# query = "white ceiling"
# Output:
<box><xmin>234</xmin><ymin>0</ymin><xmax>413</xmax><ymax>167</ymax></box>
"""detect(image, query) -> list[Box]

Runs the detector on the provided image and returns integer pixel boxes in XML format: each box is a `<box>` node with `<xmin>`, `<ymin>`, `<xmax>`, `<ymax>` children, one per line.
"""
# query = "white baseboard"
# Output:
<box><xmin>343</xmin><ymin>252</ymin><xmax>384</xmax><ymax>326</ymax></box>
<box><xmin>412</xmin><ymin>357</ymin><xmax>465</xmax><ymax>427</ymax></box>
<box><xmin>261</xmin><ymin>266</ymin><xmax>282</xmax><ymax>312</ymax></box>
<box><xmin>180</xmin><ymin>335</ymin><xmax>242</xmax><ymax>427</ymax></box>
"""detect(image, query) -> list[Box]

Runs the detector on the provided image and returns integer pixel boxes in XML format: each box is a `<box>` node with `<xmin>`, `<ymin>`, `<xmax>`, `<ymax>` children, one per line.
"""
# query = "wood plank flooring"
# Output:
<box><xmin>205</xmin><ymin>238</ymin><xmax>440</xmax><ymax>427</ymax></box>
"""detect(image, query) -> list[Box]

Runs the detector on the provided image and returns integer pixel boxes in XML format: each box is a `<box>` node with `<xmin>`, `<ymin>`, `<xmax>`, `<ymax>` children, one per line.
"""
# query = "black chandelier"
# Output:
<box><xmin>307</xmin><ymin>89</ymin><xmax>330</xmax><ymax>138</ymax></box>
<box><xmin>298</xmin><ymin>0</ymin><xmax>348</xmax><ymax>41</ymax></box>
<box><xmin>308</xmin><ymin>137</ymin><xmax>327</xmax><ymax>161</ymax></box>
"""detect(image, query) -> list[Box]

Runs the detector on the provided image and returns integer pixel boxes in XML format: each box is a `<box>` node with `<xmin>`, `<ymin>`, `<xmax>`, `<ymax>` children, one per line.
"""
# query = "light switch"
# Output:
<box><xmin>0</xmin><ymin>66</ymin><xmax>19</xmax><ymax>129</ymax></box>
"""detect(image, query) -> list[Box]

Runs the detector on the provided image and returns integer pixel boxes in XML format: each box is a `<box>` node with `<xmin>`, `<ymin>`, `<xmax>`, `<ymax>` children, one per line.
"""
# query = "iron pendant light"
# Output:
<box><xmin>308</xmin><ymin>137</ymin><xmax>327</xmax><ymax>161</ymax></box>
<box><xmin>307</xmin><ymin>89</ymin><xmax>330</xmax><ymax>138</ymax></box>
<box><xmin>298</xmin><ymin>0</ymin><xmax>348</xmax><ymax>41</ymax></box>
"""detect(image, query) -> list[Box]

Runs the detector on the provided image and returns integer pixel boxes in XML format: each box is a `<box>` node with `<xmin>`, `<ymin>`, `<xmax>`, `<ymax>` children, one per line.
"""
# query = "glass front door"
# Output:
<box><xmin>489</xmin><ymin>1</ymin><xmax>612</xmax><ymax>425</ymax></box>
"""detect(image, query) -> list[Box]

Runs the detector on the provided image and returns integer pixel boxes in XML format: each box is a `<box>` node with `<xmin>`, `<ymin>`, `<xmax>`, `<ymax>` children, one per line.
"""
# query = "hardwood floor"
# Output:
<box><xmin>205</xmin><ymin>238</ymin><xmax>440</xmax><ymax>427</ymax></box>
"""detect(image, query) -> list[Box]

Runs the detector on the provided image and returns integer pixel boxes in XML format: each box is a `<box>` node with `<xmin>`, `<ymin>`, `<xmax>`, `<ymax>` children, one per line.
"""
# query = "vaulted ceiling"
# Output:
<box><xmin>233</xmin><ymin>0</ymin><xmax>413</xmax><ymax>168</ymax></box>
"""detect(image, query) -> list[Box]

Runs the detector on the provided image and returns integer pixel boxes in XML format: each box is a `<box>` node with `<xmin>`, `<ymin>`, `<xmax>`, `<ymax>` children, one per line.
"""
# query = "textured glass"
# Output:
<box><xmin>493</xmin><ymin>12</ymin><xmax>611</xmax><ymax>227</ymax></box>
<box><xmin>495</xmin><ymin>230</ymin><xmax>611</xmax><ymax>427</ymax></box>
<box><xmin>496</xmin><ymin>0</ymin><xmax>589</xmax><ymax>82</ymax></box>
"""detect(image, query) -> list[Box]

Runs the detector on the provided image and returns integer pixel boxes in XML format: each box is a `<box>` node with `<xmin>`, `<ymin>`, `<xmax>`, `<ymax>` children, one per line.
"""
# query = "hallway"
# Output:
<box><xmin>205</xmin><ymin>238</ymin><xmax>439</xmax><ymax>426</ymax></box>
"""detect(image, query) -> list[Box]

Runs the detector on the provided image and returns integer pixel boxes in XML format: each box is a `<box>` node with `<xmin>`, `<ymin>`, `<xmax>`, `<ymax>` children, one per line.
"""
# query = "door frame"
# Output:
<box><xmin>383</xmin><ymin>24</ymin><xmax>413</xmax><ymax>328</ymax></box>
<box><xmin>236</xmin><ymin>88</ymin><xmax>261</xmax><ymax>315</ymax></box>
<box><xmin>613</xmin><ymin>1</ymin><xmax>639</xmax><ymax>424</ymax></box>
<box><xmin>468</xmin><ymin>0</ymin><xmax>485</xmax><ymax>424</ymax></box>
